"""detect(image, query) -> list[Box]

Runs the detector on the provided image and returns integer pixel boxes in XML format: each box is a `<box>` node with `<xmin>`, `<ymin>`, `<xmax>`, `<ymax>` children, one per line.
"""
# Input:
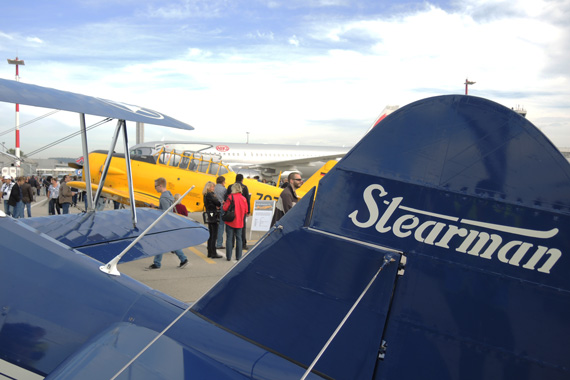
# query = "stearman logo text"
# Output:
<box><xmin>348</xmin><ymin>184</ymin><xmax>561</xmax><ymax>274</ymax></box>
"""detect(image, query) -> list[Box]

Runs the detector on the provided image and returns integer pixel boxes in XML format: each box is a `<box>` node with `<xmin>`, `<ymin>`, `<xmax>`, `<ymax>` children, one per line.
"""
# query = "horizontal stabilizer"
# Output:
<box><xmin>21</xmin><ymin>209</ymin><xmax>208</xmax><ymax>263</ymax></box>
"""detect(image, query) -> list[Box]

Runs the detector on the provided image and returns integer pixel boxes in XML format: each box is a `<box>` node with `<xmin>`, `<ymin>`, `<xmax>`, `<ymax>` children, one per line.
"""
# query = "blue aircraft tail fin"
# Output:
<box><xmin>21</xmin><ymin>209</ymin><xmax>209</xmax><ymax>263</ymax></box>
<box><xmin>193</xmin><ymin>95</ymin><xmax>570</xmax><ymax>380</ymax></box>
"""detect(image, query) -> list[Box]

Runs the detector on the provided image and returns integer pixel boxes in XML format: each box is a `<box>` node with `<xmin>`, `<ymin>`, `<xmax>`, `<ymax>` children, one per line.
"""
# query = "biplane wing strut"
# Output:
<box><xmin>0</xmin><ymin>78</ymin><xmax>193</xmax><ymax>227</ymax></box>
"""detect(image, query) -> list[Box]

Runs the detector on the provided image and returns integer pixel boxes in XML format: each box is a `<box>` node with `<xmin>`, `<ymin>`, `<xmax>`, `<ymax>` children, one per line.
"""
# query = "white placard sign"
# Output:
<box><xmin>250</xmin><ymin>200</ymin><xmax>276</xmax><ymax>236</ymax></box>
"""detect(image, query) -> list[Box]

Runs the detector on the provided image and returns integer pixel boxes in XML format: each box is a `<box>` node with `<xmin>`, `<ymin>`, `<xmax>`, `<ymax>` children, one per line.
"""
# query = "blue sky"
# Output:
<box><xmin>0</xmin><ymin>0</ymin><xmax>569</xmax><ymax>158</ymax></box>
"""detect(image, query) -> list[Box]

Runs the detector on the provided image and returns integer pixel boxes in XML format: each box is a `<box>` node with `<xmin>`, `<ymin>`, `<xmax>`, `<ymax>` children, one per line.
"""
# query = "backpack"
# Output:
<box><xmin>222</xmin><ymin>196</ymin><xmax>235</xmax><ymax>222</ymax></box>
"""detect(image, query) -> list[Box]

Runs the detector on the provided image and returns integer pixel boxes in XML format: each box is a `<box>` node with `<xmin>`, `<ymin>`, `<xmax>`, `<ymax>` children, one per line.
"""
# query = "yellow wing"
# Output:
<box><xmin>296</xmin><ymin>160</ymin><xmax>337</xmax><ymax>197</ymax></box>
<box><xmin>67</xmin><ymin>181</ymin><xmax>160</xmax><ymax>207</ymax></box>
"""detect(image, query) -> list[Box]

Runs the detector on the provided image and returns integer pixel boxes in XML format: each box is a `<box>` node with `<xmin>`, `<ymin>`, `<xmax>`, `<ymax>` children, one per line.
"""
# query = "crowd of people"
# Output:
<box><xmin>146</xmin><ymin>171</ymin><xmax>302</xmax><ymax>269</ymax></box>
<box><xmin>2</xmin><ymin>171</ymin><xmax>303</xmax><ymax>269</ymax></box>
<box><xmin>0</xmin><ymin>174</ymin><xmax>82</xmax><ymax>218</ymax></box>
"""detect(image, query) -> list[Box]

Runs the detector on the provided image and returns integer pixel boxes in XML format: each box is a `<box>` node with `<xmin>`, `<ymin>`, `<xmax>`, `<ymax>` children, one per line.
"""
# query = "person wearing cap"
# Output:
<box><xmin>1</xmin><ymin>175</ymin><xmax>14</xmax><ymax>216</ymax></box>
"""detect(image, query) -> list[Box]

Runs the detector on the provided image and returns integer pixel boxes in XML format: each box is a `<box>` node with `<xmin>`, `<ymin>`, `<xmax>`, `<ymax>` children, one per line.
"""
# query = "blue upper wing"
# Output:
<box><xmin>0</xmin><ymin>78</ymin><xmax>192</xmax><ymax>129</ymax></box>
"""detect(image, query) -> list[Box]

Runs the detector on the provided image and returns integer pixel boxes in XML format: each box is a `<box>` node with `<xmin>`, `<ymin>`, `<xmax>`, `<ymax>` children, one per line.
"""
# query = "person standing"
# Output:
<box><xmin>59</xmin><ymin>175</ymin><xmax>76</xmax><ymax>214</ymax></box>
<box><xmin>8</xmin><ymin>176</ymin><xmax>25</xmax><ymax>218</ymax></box>
<box><xmin>22</xmin><ymin>176</ymin><xmax>35</xmax><ymax>218</ymax></box>
<box><xmin>28</xmin><ymin>175</ymin><xmax>38</xmax><ymax>200</ymax></box>
<box><xmin>1</xmin><ymin>176</ymin><xmax>14</xmax><ymax>216</ymax></box>
<box><xmin>214</xmin><ymin>175</ymin><xmax>226</xmax><ymax>249</ymax></box>
<box><xmin>173</xmin><ymin>193</ymin><xmax>188</xmax><ymax>216</ymax></box>
<box><xmin>223</xmin><ymin>183</ymin><xmax>248</xmax><ymax>261</ymax></box>
<box><xmin>203</xmin><ymin>181</ymin><xmax>222</xmax><ymax>259</ymax></box>
<box><xmin>71</xmin><ymin>176</ymin><xmax>79</xmax><ymax>207</ymax></box>
<box><xmin>271</xmin><ymin>172</ymin><xmax>302</xmax><ymax>225</ymax></box>
<box><xmin>147</xmin><ymin>177</ymin><xmax>188</xmax><ymax>270</ymax></box>
<box><xmin>226</xmin><ymin>174</ymin><xmax>250</xmax><ymax>249</ymax></box>
<box><xmin>47</xmin><ymin>176</ymin><xmax>61</xmax><ymax>215</ymax></box>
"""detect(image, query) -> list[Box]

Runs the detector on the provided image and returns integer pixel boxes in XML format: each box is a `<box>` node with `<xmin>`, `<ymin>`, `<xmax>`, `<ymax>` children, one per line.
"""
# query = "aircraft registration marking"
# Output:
<box><xmin>255</xmin><ymin>192</ymin><xmax>279</xmax><ymax>201</ymax></box>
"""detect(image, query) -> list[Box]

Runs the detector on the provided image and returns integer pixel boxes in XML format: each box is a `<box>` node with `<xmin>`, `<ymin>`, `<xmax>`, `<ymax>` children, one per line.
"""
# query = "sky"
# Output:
<box><xmin>0</xmin><ymin>0</ymin><xmax>569</xmax><ymax>159</ymax></box>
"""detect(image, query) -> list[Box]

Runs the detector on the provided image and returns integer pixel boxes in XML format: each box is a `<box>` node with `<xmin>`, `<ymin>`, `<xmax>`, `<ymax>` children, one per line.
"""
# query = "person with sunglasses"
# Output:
<box><xmin>271</xmin><ymin>172</ymin><xmax>302</xmax><ymax>225</ymax></box>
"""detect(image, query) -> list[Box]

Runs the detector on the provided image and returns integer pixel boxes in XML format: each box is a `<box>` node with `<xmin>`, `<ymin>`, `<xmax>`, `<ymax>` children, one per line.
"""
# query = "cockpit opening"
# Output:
<box><xmin>155</xmin><ymin>148</ymin><xmax>230</xmax><ymax>176</ymax></box>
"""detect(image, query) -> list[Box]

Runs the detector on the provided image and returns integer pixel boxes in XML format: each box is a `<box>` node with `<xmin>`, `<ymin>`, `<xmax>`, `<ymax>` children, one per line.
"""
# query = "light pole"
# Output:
<box><xmin>7</xmin><ymin>57</ymin><xmax>25</xmax><ymax>175</ymax></box>
<box><xmin>464</xmin><ymin>78</ymin><xmax>475</xmax><ymax>95</ymax></box>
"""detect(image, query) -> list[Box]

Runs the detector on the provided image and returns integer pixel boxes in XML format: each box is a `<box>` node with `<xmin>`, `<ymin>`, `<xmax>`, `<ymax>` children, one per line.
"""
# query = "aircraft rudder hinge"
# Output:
<box><xmin>378</xmin><ymin>339</ymin><xmax>388</xmax><ymax>360</ymax></box>
<box><xmin>397</xmin><ymin>255</ymin><xmax>407</xmax><ymax>276</ymax></box>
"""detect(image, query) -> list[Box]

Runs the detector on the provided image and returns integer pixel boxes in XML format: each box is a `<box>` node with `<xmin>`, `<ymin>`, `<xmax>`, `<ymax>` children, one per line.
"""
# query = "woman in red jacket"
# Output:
<box><xmin>223</xmin><ymin>183</ymin><xmax>249</xmax><ymax>261</ymax></box>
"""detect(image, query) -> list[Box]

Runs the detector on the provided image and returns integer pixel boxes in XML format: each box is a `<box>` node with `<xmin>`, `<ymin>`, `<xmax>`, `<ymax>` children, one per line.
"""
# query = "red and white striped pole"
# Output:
<box><xmin>7</xmin><ymin>57</ymin><xmax>25</xmax><ymax>174</ymax></box>
<box><xmin>464</xmin><ymin>78</ymin><xmax>475</xmax><ymax>95</ymax></box>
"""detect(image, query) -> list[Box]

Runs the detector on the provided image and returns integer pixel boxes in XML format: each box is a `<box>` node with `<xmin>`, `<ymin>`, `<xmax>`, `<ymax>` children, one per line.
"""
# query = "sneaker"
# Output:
<box><xmin>179</xmin><ymin>259</ymin><xmax>189</xmax><ymax>269</ymax></box>
<box><xmin>146</xmin><ymin>264</ymin><xmax>160</xmax><ymax>270</ymax></box>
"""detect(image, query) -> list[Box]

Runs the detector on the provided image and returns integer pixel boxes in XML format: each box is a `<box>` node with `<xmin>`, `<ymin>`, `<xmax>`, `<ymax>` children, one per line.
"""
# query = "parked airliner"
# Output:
<box><xmin>131</xmin><ymin>105</ymin><xmax>399</xmax><ymax>179</ymax></box>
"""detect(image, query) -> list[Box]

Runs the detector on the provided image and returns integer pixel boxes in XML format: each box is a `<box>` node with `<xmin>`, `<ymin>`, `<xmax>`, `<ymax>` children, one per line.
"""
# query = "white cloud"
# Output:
<box><xmin>143</xmin><ymin>0</ymin><xmax>232</xmax><ymax>19</ymax></box>
<box><xmin>26</xmin><ymin>37</ymin><xmax>43</xmax><ymax>44</ymax></box>
<box><xmin>0</xmin><ymin>0</ymin><xmax>569</xmax><ymax>158</ymax></box>
<box><xmin>288</xmin><ymin>35</ymin><xmax>300</xmax><ymax>46</ymax></box>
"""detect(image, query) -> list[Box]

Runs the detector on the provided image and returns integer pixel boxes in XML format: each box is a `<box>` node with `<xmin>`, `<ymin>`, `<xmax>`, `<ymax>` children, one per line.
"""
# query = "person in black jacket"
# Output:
<box><xmin>203</xmin><ymin>181</ymin><xmax>222</xmax><ymax>259</ymax></box>
<box><xmin>8</xmin><ymin>176</ymin><xmax>24</xmax><ymax>218</ymax></box>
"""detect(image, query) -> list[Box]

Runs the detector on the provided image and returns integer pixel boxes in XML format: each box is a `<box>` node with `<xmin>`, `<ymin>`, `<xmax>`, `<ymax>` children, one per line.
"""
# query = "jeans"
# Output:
<box><xmin>61</xmin><ymin>202</ymin><xmax>71</xmax><ymax>214</ymax></box>
<box><xmin>153</xmin><ymin>249</ymin><xmax>187</xmax><ymax>268</ymax></box>
<box><xmin>216</xmin><ymin>211</ymin><xmax>225</xmax><ymax>247</ymax></box>
<box><xmin>24</xmin><ymin>202</ymin><xmax>32</xmax><ymax>218</ymax></box>
<box><xmin>49</xmin><ymin>199</ymin><xmax>60</xmax><ymax>215</ymax></box>
<box><xmin>13</xmin><ymin>201</ymin><xmax>24</xmax><ymax>218</ymax></box>
<box><xmin>242</xmin><ymin>214</ymin><xmax>247</xmax><ymax>247</ymax></box>
<box><xmin>226</xmin><ymin>226</ymin><xmax>243</xmax><ymax>261</ymax></box>
<box><xmin>3</xmin><ymin>200</ymin><xmax>11</xmax><ymax>216</ymax></box>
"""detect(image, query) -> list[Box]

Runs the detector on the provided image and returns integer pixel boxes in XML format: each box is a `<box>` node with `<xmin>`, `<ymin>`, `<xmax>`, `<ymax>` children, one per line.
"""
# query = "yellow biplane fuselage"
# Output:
<box><xmin>70</xmin><ymin>149</ymin><xmax>333</xmax><ymax>213</ymax></box>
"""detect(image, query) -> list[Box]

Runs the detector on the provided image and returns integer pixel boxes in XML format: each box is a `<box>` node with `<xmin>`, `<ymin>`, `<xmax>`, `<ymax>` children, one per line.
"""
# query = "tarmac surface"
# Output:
<box><xmin>21</xmin><ymin>193</ymin><xmax>266</xmax><ymax>304</ymax></box>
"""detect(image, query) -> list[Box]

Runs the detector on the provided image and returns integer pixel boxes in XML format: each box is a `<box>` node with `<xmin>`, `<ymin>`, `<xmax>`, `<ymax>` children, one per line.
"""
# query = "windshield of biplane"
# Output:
<box><xmin>155</xmin><ymin>148</ymin><xmax>230</xmax><ymax>176</ymax></box>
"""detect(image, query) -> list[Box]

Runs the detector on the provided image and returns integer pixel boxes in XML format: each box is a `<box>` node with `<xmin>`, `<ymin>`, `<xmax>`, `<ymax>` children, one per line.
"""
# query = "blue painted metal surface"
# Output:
<box><xmin>20</xmin><ymin>209</ymin><xmax>209</xmax><ymax>263</ymax></box>
<box><xmin>193</xmin><ymin>188</ymin><xmax>401</xmax><ymax>379</ymax></box>
<box><xmin>307</xmin><ymin>95</ymin><xmax>570</xmax><ymax>379</ymax></box>
<box><xmin>0</xmin><ymin>216</ymin><xmax>325</xmax><ymax>379</ymax></box>
<box><xmin>1</xmin><ymin>95</ymin><xmax>568</xmax><ymax>379</ymax></box>
<box><xmin>0</xmin><ymin>78</ymin><xmax>193</xmax><ymax>129</ymax></box>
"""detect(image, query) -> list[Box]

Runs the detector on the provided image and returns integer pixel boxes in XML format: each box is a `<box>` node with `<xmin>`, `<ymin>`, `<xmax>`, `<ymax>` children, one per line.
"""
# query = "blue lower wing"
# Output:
<box><xmin>46</xmin><ymin>323</ymin><xmax>249</xmax><ymax>380</ymax></box>
<box><xmin>21</xmin><ymin>209</ymin><xmax>208</xmax><ymax>263</ymax></box>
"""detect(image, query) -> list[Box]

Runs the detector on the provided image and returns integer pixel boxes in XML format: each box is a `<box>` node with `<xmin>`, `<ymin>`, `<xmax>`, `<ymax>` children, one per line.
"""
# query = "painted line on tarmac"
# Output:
<box><xmin>187</xmin><ymin>246</ymin><xmax>216</xmax><ymax>264</ymax></box>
